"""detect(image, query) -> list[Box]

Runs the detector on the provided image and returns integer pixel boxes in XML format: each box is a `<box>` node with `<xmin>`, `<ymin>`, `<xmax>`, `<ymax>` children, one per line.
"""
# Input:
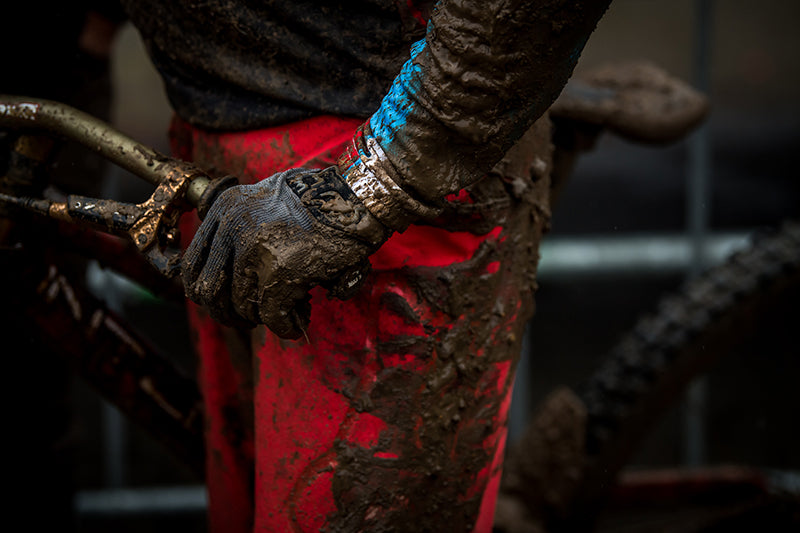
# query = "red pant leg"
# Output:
<box><xmin>172</xmin><ymin>114</ymin><xmax>363</xmax><ymax>532</ymax></box>
<box><xmin>171</xmin><ymin>115</ymin><xmax>548</xmax><ymax>532</ymax></box>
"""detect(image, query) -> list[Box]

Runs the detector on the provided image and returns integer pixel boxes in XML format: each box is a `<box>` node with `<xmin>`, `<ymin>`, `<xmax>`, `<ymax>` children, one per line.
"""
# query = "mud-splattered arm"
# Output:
<box><xmin>338</xmin><ymin>0</ymin><xmax>611</xmax><ymax>231</ymax></box>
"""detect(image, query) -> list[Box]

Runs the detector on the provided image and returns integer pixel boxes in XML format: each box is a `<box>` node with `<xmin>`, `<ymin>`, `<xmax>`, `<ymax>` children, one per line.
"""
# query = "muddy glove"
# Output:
<box><xmin>181</xmin><ymin>166</ymin><xmax>390</xmax><ymax>338</ymax></box>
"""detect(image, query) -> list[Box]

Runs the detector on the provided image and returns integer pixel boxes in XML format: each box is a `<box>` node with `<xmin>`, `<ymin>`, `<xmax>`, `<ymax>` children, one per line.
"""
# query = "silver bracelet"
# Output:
<box><xmin>342</xmin><ymin>135</ymin><xmax>440</xmax><ymax>231</ymax></box>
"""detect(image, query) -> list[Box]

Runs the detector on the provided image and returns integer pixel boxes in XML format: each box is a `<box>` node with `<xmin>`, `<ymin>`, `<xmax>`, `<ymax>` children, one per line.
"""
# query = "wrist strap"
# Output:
<box><xmin>338</xmin><ymin>125</ymin><xmax>440</xmax><ymax>232</ymax></box>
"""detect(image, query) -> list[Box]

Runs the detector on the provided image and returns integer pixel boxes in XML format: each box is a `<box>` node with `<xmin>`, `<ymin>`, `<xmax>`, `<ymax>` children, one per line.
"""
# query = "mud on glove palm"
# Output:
<box><xmin>181</xmin><ymin>166</ymin><xmax>390</xmax><ymax>339</ymax></box>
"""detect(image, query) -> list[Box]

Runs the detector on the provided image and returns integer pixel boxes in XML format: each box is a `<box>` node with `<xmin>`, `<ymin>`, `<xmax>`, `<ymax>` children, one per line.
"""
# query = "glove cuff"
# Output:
<box><xmin>337</xmin><ymin>124</ymin><xmax>441</xmax><ymax>232</ymax></box>
<box><xmin>284</xmin><ymin>166</ymin><xmax>391</xmax><ymax>247</ymax></box>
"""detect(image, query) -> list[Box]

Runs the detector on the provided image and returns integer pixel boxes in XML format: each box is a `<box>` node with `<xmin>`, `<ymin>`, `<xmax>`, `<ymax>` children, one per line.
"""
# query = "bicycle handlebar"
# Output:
<box><xmin>0</xmin><ymin>94</ymin><xmax>213</xmax><ymax>200</ymax></box>
<box><xmin>0</xmin><ymin>95</ymin><xmax>239</xmax><ymax>277</ymax></box>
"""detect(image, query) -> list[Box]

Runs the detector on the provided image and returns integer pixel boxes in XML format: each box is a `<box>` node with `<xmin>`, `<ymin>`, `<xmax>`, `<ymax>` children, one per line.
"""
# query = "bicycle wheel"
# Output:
<box><xmin>497</xmin><ymin>220</ymin><xmax>800</xmax><ymax>532</ymax></box>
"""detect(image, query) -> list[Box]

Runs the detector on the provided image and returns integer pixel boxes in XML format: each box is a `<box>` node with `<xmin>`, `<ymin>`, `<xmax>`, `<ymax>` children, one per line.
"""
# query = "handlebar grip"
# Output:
<box><xmin>190</xmin><ymin>175</ymin><xmax>239</xmax><ymax>220</ymax></box>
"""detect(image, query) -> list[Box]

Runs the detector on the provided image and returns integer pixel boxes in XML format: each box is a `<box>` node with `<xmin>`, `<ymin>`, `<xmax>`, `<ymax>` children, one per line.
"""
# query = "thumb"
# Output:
<box><xmin>263</xmin><ymin>291</ymin><xmax>312</xmax><ymax>340</ymax></box>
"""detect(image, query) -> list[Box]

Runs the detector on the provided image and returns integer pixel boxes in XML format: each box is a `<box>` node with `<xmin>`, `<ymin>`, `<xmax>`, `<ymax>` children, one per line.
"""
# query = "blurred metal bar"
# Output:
<box><xmin>73</xmin><ymin>469</ymin><xmax>798</xmax><ymax>517</ymax></box>
<box><xmin>684</xmin><ymin>0</ymin><xmax>715</xmax><ymax>468</ymax></box>
<box><xmin>75</xmin><ymin>485</ymin><xmax>207</xmax><ymax>516</ymax></box>
<box><xmin>93</xmin><ymin>261</ymin><xmax>130</xmax><ymax>490</ymax></box>
<box><xmin>536</xmin><ymin>232</ymin><xmax>749</xmax><ymax>279</ymax></box>
<box><xmin>766</xmin><ymin>469</ymin><xmax>800</xmax><ymax>496</ymax></box>
<box><xmin>103</xmin><ymin>402</ymin><xmax>127</xmax><ymax>488</ymax></box>
<box><xmin>509</xmin><ymin>323</ymin><xmax>533</xmax><ymax>444</ymax></box>
<box><xmin>688</xmin><ymin>1</ymin><xmax>714</xmax><ymax>271</ymax></box>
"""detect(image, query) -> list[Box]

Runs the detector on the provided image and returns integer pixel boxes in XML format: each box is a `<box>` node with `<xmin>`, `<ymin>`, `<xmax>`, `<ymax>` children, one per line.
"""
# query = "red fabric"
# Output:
<box><xmin>171</xmin><ymin>115</ymin><xmax>514</xmax><ymax>532</ymax></box>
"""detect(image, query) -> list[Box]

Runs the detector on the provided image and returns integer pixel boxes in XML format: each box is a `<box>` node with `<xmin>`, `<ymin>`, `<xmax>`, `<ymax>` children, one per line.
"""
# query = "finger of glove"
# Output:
<box><xmin>181</xmin><ymin>215</ymin><xmax>220</xmax><ymax>291</ymax></box>
<box><xmin>260</xmin><ymin>283</ymin><xmax>312</xmax><ymax>340</ymax></box>
<box><xmin>182</xmin><ymin>184</ymin><xmax>269</xmax><ymax>324</ymax></box>
<box><xmin>185</xmin><ymin>224</ymin><xmax>239</xmax><ymax>324</ymax></box>
<box><xmin>229</xmin><ymin>234</ymin><xmax>275</xmax><ymax>325</ymax></box>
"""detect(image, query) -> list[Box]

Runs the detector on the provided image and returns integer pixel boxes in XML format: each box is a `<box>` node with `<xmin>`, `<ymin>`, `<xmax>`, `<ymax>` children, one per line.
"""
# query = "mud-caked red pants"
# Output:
<box><xmin>170</xmin><ymin>113</ymin><xmax>552</xmax><ymax>532</ymax></box>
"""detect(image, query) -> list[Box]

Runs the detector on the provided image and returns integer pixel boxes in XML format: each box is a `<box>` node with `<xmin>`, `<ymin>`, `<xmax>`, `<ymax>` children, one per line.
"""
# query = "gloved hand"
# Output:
<box><xmin>181</xmin><ymin>166</ymin><xmax>390</xmax><ymax>338</ymax></box>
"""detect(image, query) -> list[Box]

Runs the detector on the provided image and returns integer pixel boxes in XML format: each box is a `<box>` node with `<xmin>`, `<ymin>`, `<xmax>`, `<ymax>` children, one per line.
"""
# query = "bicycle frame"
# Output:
<box><xmin>1</xmin><ymin>95</ymin><xmax>225</xmax><ymax>477</ymax></box>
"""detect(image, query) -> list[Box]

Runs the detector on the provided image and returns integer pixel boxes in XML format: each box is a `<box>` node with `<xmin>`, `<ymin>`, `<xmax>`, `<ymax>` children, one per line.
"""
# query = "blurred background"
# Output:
<box><xmin>22</xmin><ymin>0</ymin><xmax>798</xmax><ymax>530</ymax></box>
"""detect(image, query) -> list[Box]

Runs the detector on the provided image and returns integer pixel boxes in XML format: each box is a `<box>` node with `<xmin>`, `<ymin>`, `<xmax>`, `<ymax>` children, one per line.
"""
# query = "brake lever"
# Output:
<box><xmin>0</xmin><ymin>95</ymin><xmax>238</xmax><ymax>278</ymax></box>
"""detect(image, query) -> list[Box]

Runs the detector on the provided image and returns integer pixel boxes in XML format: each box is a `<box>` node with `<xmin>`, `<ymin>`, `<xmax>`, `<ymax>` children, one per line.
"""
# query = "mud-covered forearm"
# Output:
<box><xmin>341</xmin><ymin>0</ymin><xmax>611</xmax><ymax>230</ymax></box>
